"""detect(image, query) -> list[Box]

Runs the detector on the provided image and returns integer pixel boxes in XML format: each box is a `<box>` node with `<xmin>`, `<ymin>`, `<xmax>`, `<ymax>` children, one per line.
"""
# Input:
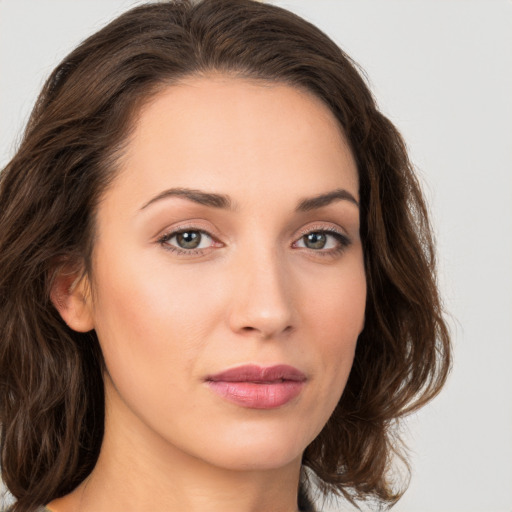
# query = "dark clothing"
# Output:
<box><xmin>298</xmin><ymin>485</ymin><xmax>317</xmax><ymax>511</ymax></box>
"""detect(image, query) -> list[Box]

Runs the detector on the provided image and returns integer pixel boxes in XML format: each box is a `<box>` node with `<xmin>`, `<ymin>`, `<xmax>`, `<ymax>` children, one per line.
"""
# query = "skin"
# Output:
<box><xmin>49</xmin><ymin>75</ymin><xmax>366</xmax><ymax>512</ymax></box>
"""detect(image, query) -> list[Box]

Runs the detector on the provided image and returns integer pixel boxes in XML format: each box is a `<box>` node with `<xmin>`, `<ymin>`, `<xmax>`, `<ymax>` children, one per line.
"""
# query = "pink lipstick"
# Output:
<box><xmin>205</xmin><ymin>364</ymin><xmax>306</xmax><ymax>409</ymax></box>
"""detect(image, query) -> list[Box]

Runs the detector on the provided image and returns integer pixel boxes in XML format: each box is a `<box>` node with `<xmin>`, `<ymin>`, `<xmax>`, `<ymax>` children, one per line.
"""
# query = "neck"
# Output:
<box><xmin>48</xmin><ymin>377</ymin><xmax>305</xmax><ymax>512</ymax></box>
<box><xmin>82</xmin><ymin>442</ymin><xmax>303</xmax><ymax>512</ymax></box>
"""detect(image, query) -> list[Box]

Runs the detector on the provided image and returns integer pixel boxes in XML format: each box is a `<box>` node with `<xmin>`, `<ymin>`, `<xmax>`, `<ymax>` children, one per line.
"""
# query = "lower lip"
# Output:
<box><xmin>206</xmin><ymin>381</ymin><xmax>304</xmax><ymax>409</ymax></box>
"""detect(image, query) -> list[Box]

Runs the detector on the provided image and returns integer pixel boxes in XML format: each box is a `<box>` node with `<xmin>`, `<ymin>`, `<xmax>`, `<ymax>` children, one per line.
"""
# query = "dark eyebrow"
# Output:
<box><xmin>296</xmin><ymin>188</ymin><xmax>359</xmax><ymax>212</ymax></box>
<box><xmin>140</xmin><ymin>186</ymin><xmax>358</xmax><ymax>212</ymax></box>
<box><xmin>140</xmin><ymin>187</ymin><xmax>235</xmax><ymax>211</ymax></box>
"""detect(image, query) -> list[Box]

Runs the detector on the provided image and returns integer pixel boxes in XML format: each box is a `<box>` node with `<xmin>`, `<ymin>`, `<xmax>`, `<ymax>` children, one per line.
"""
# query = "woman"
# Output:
<box><xmin>0</xmin><ymin>1</ymin><xmax>451</xmax><ymax>511</ymax></box>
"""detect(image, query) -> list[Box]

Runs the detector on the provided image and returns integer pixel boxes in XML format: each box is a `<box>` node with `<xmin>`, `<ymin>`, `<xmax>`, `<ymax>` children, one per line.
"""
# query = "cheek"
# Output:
<box><xmin>308</xmin><ymin>253</ymin><xmax>366</xmax><ymax>340</ymax></box>
<box><xmin>89</xmin><ymin>261</ymin><xmax>218</xmax><ymax>436</ymax></box>
<box><xmin>305</xmin><ymin>256</ymin><xmax>366</xmax><ymax>394</ymax></box>
<box><xmin>89</xmin><ymin>252</ymin><xmax>229</xmax><ymax>387</ymax></box>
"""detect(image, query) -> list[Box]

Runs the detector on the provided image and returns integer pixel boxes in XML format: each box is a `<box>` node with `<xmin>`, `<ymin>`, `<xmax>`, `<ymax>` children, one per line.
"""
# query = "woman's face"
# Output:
<box><xmin>86</xmin><ymin>76</ymin><xmax>366</xmax><ymax>471</ymax></box>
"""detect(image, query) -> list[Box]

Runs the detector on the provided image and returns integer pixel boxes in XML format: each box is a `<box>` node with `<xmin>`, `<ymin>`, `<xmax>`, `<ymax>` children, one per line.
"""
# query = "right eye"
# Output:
<box><xmin>158</xmin><ymin>229</ymin><xmax>219</xmax><ymax>253</ymax></box>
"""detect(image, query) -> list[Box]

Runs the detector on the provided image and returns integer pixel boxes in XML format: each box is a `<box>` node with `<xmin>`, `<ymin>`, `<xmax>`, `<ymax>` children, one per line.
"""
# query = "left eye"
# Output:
<box><xmin>161</xmin><ymin>230</ymin><xmax>214</xmax><ymax>250</ymax></box>
<box><xmin>294</xmin><ymin>231</ymin><xmax>346</xmax><ymax>250</ymax></box>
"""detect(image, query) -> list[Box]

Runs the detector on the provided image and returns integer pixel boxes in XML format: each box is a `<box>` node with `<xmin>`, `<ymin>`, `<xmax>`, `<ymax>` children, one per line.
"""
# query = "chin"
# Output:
<box><xmin>186</xmin><ymin>421</ymin><xmax>317</xmax><ymax>472</ymax></box>
<box><xmin>207</xmin><ymin>445</ymin><xmax>303</xmax><ymax>472</ymax></box>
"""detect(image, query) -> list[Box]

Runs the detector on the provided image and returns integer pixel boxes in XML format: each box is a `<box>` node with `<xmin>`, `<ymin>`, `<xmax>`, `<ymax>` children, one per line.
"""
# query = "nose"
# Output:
<box><xmin>227</xmin><ymin>248</ymin><xmax>295</xmax><ymax>339</ymax></box>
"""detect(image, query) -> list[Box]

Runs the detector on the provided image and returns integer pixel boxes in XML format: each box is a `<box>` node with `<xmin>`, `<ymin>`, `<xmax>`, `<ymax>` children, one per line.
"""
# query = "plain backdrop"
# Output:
<box><xmin>1</xmin><ymin>1</ymin><xmax>511</xmax><ymax>511</ymax></box>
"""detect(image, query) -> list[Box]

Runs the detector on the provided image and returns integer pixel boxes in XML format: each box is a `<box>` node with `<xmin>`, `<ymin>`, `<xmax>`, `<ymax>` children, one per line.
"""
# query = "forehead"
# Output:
<box><xmin>112</xmin><ymin>75</ymin><xmax>358</xmax><ymax>208</ymax></box>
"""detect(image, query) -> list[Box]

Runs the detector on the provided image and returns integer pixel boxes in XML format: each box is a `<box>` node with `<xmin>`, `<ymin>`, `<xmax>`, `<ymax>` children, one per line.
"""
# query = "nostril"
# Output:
<box><xmin>239</xmin><ymin>324</ymin><xmax>293</xmax><ymax>337</ymax></box>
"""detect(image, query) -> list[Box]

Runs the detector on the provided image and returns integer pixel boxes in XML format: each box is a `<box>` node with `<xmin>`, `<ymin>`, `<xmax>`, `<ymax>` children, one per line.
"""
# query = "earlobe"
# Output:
<box><xmin>50</xmin><ymin>265</ymin><xmax>95</xmax><ymax>333</ymax></box>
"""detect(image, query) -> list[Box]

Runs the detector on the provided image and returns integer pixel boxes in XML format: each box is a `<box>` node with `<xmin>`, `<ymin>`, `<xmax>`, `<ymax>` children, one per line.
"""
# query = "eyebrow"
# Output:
<box><xmin>140</xmin><ymin>187</ymin><xmax>235</xmax><ymax>211</ymax></box>
<box><xmin>139</xmin><ymin>186</ymin><xmax>359</xmax><ymax>212</ymax></box>
<box><xmin>296</xmin><ymin>188</ymin><xmax>359</xmax><ymax>211</ymax></box>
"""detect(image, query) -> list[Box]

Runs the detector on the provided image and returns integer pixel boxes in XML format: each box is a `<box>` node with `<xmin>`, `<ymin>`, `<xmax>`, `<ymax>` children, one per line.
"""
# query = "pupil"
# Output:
<box><xmin>305</xmin><ymin>232</ymin><xmax>326</xmax><ymax>249</ymax></box>
<box><xmin>177</xmin><ymin>231</ymin><xmax>201</xmax><ymax>249</ymax></box>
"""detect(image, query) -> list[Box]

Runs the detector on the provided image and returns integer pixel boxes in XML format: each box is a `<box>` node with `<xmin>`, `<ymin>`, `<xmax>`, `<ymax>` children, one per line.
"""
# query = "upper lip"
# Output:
<box><xmin>206</xmin><ymin>364</ymin><xmax>306</xmax><ymax>383</ymax></box>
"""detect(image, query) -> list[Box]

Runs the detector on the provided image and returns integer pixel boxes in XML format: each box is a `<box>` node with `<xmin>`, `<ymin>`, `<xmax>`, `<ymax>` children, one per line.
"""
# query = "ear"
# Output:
<box><xmin>50</xmin><ymin>264</ymin><xmax>95</xmax><ymax>332</ymax></box>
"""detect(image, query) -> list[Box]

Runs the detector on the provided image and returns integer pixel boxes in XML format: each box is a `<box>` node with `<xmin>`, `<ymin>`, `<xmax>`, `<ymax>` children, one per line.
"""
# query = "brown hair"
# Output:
<box><xmin>0</xmin><ymin>1</ymin><xmax>451</xmax><ymax>510</ymax></box>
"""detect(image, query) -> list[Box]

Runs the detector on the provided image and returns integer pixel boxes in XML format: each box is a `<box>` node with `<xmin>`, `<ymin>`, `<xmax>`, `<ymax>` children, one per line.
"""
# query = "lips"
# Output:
<box><xmin>205</xmin><ymin>364</ymin><xmax>306</xmax><ymax>409</ymax></box>
<box><xmin>206</xmin><ymin>364</ymin><xmax>306</xmax><ymax>383</ymax></box>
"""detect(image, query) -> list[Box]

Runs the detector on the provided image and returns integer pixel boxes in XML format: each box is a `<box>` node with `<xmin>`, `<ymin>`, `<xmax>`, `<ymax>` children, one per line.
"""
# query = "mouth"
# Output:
<box><xmin>205</xmin><ymin>364</ymin><xmax>306</xmax><ymax>409</ymax></box>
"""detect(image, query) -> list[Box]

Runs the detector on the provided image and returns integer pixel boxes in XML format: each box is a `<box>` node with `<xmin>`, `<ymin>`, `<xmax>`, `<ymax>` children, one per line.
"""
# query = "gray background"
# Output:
<box><xmin>1</xmin><ymin>1</ymin><xmax>511</xmax><ymax>511</ymax></box>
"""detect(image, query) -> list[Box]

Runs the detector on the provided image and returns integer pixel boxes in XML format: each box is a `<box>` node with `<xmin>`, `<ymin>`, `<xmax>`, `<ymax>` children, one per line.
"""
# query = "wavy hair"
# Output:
<box><xmin>0</xmin><ymin>1</ymin><xmax>451</xmax><ymax>510</ymax></box>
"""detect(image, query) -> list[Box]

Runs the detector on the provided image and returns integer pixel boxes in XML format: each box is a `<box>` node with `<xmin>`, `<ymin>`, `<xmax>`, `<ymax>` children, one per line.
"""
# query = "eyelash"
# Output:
<box><xmin>157</xmin><ymin>226</ymin><xmax>351</xmax><ymax>257</ymax></box>
<box><xmin>157</xmin><ymin>227</ymin><xmax>220</xmax><ymax>256</ymax></box>
<box><xmin>293</xmin><ymin>226</ymin><xmax>351</xmax><ymax>257</ymax></box>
